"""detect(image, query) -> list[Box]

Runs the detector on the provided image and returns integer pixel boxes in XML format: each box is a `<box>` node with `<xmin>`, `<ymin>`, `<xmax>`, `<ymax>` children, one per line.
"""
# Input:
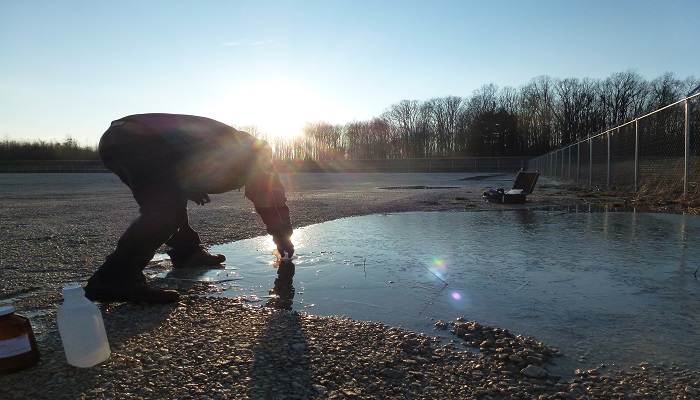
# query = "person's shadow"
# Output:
<box><xmin>250</xmin><ymin>260</ymin><xmax>318</xmax><ymax>398</ymax></box>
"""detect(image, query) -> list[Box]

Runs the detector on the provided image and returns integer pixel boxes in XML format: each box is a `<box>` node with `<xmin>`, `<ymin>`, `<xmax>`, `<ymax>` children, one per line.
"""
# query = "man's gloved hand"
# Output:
<box><xmin>277</xmin><ymin>242</ymin><xmax>295</xmax><ymax>260</ymax></box>
<box><xmin>188</xmin><ymin>193</ymin><xmax>211</xmax><ymax>205</ymax></box>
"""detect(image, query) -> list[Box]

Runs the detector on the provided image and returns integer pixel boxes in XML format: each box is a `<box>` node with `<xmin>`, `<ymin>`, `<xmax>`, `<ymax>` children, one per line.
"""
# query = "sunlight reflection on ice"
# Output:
<box><xmin>159</xmin><ymin>210</ymin><xmax>700</xmax><ymax>374</ymax></box>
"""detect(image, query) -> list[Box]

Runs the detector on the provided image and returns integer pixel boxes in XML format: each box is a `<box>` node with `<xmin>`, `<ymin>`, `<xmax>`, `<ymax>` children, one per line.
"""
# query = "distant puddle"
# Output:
<box><xmin>157</xmin><ymin>210</ymin><xmax>700</xmax><ymax>374</ymax></box>
<box><xmin>379</xmin><ymin>185</ymin><xmax>459</xmax><ymax>190</ymax></box>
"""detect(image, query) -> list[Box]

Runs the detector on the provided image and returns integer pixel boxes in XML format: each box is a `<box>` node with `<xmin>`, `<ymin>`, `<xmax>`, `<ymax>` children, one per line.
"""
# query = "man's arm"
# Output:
<box><xmin>244</xmin><ymin>145</ymin><xmax>294</xmax><ymax>256</ymax></box>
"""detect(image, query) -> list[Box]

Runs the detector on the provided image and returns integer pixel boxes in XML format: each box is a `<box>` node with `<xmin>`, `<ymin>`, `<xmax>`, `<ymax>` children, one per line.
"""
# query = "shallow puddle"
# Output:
<box><xmin>158</xmin><ymin>210</ymin><xmax>700</xmax><ymax>374</ymax></box>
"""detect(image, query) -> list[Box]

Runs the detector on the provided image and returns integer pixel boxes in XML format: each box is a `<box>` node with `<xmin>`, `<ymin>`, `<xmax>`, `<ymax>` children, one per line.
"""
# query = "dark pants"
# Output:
<box><xmin>95</xmin><ymin>122</ymin><xmax>202</xmax><ymax>280</ymax></box>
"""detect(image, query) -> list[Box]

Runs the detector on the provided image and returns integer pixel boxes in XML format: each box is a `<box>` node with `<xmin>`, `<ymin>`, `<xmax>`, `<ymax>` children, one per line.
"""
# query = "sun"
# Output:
<box><xmin>208</xmin><ymin>79</ymin><xmax>342</xmax><ymax>141</ymax></box>
<box><xmin>243</xmin><ymin>80</ymin><xmax>309</xmax><ymax>140</ymax></box>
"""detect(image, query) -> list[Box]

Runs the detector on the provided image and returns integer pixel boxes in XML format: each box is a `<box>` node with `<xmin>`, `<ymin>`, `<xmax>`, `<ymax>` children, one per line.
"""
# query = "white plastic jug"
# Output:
<box><xmin>57</xmin><ymin>285</ymin><xmax>111</xmax><ymax>367</ymax></box>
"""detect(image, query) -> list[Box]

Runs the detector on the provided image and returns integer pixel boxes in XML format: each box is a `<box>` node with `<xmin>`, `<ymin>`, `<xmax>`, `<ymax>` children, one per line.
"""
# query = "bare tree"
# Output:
<box><xmin>499</xmin><ymin>86</ymin><xmax>520</xmax><ymax>116</ymax></box>
<box><xmin>554</xmin><ymin>77</ymin><xmax>604</xmax><ymax>145</ymax></box>
<box><xmin>382</xmin><ymin>100</ymin><xmax>423</xmax><ymax>158</ymax></box>
<box><xmin>648</xmin><ymin>72</ymin><xmax>683</xmax><ymax>109</ymax></box>
<box><xmin>343</xmin><ymin>118</ymin><xmax>391</xmax><ymax>159</ymax></box>
<box><xmin>302</xmin><ymin>122</ymin><xmax>344</xmax><ymax>160</ymax></box>
<box><xmin>430</xmin><ymin>96</ymin><xmax>466</xmax><ymax>156</ymax></box>
<box><xmin>599</xmin><ymin>70</ymin><xmax>648</xmax><ymax>127</ymax></box>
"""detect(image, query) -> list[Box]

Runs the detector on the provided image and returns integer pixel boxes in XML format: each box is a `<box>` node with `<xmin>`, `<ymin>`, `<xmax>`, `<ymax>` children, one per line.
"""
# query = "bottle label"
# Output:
<box><xmin>0</xmin><ymin>334</ymin><xmax>32</xmax><ymax>358</ymax></box>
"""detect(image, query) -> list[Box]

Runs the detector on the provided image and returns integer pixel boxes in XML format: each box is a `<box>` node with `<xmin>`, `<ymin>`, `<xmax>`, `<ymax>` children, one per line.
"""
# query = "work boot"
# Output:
<box><xmin>84</xmin><ymin>274</ymin><xmax>180</xmax><ymax>303</ymax></box>
<box><xmin>168</xmin><ymin>248</ymin><xmax>226</xmax><ymax>269</ymax></box>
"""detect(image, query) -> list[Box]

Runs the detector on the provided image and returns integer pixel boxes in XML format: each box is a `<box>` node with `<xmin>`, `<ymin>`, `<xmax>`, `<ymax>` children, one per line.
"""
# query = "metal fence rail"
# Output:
<box><xmin>530</xmin><ymin>92</ymin><xmax>700</xmax><ymax>199</ymax></box>
<box><xmin>273</xmin><ymin>157</ymin><xmax>530</xmax><ymax>173</ymax></box>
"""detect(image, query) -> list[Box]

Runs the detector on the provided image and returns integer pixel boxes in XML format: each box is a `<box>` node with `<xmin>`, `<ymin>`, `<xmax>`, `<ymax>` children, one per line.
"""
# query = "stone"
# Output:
<box><xmin>380</xmin><ymin>368</ymin><xmax>406</xmax><ymax>379</ymax></box>
<box><xmin>520</xmin><ymin>365</ymin><xmax>548</xmax><ymax>379</ymax></box>
<box><xmin>312</xmin><ymin>384</ymin><xmax>328</xmax><ymax>395</ymax></box>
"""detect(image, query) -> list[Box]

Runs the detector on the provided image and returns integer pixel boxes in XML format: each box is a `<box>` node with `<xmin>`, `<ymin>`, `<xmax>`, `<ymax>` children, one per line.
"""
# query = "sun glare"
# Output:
<box><xmin>208</xmin><ymin>79</ymin><xmax>343</xmax><ymax>141</ymax></box>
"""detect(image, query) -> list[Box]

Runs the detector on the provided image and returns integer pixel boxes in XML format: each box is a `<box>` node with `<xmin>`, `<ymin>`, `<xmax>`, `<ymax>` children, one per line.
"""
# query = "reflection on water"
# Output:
<box><xmin>159</xmin><ymin>210</ymin><xmax>700</xmax><ymax>373</ymax></box>
<box><xmin>265</xmin><ymin>261</ymin><xmax>296</xmax><ymax>310</ymax></box>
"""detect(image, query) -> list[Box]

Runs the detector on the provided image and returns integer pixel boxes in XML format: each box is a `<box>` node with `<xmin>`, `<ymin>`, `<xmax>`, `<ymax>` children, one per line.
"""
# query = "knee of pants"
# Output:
<box><xmin>141</xmin><ymin>207</ymin><xmax>188</xmax><ymax>230</ymax></box>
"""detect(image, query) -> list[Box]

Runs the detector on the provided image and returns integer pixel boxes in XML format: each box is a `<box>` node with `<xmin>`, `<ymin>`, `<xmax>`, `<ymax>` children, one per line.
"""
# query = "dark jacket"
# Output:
<box><xmin>116</xmin><ymin>113</ymin><xmax>293</xmax><ymax>246</ymax></box>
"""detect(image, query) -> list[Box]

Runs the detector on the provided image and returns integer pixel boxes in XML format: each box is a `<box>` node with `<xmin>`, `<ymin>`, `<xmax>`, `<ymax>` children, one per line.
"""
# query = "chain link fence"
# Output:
<box><xmin>531</xmin><ymin>93</ymin><xmax>700</xmax><ymax>199</ymax></box>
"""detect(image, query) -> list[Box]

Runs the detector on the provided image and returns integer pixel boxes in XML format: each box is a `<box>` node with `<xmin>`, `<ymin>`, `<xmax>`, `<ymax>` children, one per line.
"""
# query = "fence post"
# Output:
<box><xmin>551</xmin><ymin>152</ymin><xmax>555</xmax><ymax>178</ymax></box>
<box><xmin>685</xmin><ymin>98</ymin><xmax>691</xmax><ymax>198</ymax></box>
<box><xmin>634</xmin><ymin>119</ymin><xmax>639</xmax><ymax>193</ymax></box>
<box><xmin>567</xmin><ymin>146</ymin><xmax>571</xmax><ymax>180</ymax></box>
<box><xmin>576</xmin><ymin>141</ymin><xmax>580</xmax><ymax>184</ymax></box>
<box><xmin>549</xmin><ymin>153</ymin><xmax>552</xmax><ymax>176</ymax></box>
<box><xmin>557</xmin><ymin>150</ymin><xmax>564</xmax><ymax>179</ymax></box>
<box><xmin>589</xmin><ymin>137</ymin><xmax>593</xmax><ymax>190</ymax></box>
<box><xmin>607</xmin><ymin>131</ymin><xmax>612</xmax><ymax>189</ymax></box>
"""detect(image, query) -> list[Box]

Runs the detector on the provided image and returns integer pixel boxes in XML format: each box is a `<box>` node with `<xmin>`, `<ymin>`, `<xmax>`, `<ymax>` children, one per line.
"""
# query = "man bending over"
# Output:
<box><xmin>84</xmin><ymin>113</ymin><xmax>294</xmax><ymax>303</ymax></box>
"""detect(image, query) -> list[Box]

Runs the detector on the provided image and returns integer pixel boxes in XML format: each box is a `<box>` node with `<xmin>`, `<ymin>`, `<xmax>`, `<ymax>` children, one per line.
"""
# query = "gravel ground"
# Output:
<box><xmin>1</xmin><ymin>172</ymin><xmax>699</xmax><ymax>399</ymax></box>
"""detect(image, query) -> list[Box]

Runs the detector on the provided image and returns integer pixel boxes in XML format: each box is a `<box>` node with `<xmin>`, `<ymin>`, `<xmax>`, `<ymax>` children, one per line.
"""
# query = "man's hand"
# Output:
<box><xmin>188</xmin><ymin>193</ymin><xmax>211</xmax><ymax>205</ymax></box>
<box><xmin>277</xmin><ymin>242</ymin><xmax>295</xmax><ymax>260</ymax></box>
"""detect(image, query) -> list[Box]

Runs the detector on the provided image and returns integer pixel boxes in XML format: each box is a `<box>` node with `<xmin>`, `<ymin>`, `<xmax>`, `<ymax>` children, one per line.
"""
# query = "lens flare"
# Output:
<box><xmin>451</xmin><ymin>292</ymin><xmax>462</xmax><ymax>300</ymax></box>
<box><xmin>427</xmin><ymin>257</ymin><xmax>449</xmax><ymax>282</ymax></box>
<box><xmin>429</xmin><ymin>267</ymin><xmax>445</xmax><ymax>281</ymax></box>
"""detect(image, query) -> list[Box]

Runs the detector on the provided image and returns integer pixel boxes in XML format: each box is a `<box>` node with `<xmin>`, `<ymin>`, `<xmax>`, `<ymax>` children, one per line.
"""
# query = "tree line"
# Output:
<box><xmin>271</xmin><ymin>71</ymin><xmax>699</xmax><ymax>160</ymax></box>
<box><xmin>2</xmin><ymin>71</ymin><xmax>698</xmax><ymax>162</ymax></box>
<box><xmin>0</xmin><ymin>136</ymin><xmax>97</xmax><ymax>161</ymax></box>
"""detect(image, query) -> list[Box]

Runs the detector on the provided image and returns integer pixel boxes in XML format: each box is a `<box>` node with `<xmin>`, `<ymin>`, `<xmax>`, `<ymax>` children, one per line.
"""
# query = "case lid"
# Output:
<box><xmin>512</xmin><ymin>170</ymin><xmax>540</xmax><ymax>195</ymax></box>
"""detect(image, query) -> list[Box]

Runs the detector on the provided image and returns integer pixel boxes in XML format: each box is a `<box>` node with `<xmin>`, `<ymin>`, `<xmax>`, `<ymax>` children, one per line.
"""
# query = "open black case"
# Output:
<box><xmin>483</xmin><ymin>170</ymin><xmax>540</xmax><ymax>204</ymax></box>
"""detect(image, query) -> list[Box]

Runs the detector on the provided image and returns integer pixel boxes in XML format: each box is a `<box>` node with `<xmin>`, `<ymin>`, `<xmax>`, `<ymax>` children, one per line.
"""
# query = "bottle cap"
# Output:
<box><xmin>0</xmin><ymin>305</ymin><xmax>15</xmax><ymax>316</ymax></box>
<box><xmin>62</xmin><ymin>285</ymin><xmax>85</xmax><ymax>296</ymax></box>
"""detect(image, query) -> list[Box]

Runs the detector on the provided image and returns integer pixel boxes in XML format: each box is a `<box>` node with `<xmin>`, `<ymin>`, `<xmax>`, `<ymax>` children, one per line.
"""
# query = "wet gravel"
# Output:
<box><xmin>1</xmin><ymin>172</ymin><xmax>699</xmax><ymax>399</ymax></box>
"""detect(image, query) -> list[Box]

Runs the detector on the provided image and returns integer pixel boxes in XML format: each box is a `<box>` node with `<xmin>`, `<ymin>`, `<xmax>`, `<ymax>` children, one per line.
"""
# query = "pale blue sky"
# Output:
<box><xmin>1</xmin><ymin>0</ymin><xmax>698</xmax><ymax>146</ymax></box>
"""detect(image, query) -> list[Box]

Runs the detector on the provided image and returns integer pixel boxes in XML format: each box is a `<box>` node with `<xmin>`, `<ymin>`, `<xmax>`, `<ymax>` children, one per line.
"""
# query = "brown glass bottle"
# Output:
<box><xmin>0</xmin><ymin>306</ymin><xmax>40</xmax><ymax>373</ymax></box>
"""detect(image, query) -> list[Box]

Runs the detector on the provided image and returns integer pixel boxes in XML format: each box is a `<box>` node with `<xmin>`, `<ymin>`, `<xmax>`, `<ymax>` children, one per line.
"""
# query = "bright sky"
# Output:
<box><xmin>1</xmin><ymin>0</ymin><xmax>698</xmax><ymax>146</ymax></box>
